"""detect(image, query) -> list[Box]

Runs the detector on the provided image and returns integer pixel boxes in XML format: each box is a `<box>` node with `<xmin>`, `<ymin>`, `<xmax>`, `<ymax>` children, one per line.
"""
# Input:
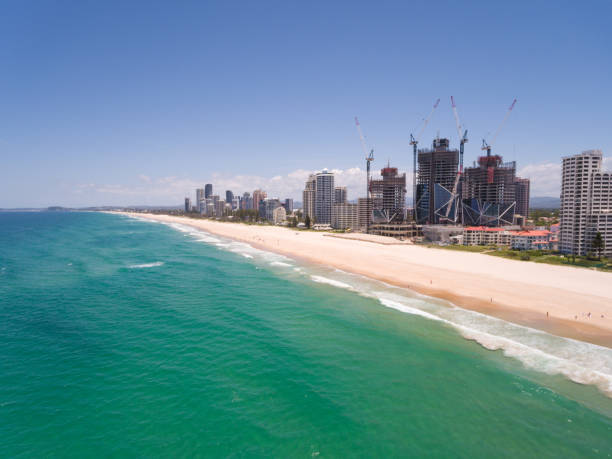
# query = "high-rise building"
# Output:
<box><xmin>332</xmin><ymin>203</ymin><xmax>358</xmax><ymax>230</ymax></box>
<box><xmin>302</xmin><ymin>175</ymin><xmax>316</xmax><ymax>220</ymax></box>
<box><xmin>215</xmin><ymin>198</ymin><xmax>226</xmax><ymax>217</ymax></box>
<box><xmin>284</xmin><ymin>198</ymin><xmax>294</xmax><ymax>213</ymax></box>
<box><xmin>205</xmin><ymin>184</ymin><xmax>213</xmax><ymax>199</ymax></box>
<box><xmin>416</xmin><ymin>138</ymin><xmax>459</xmax><ymax>224</ymax></box>
<box><xmin>315</xmin><ymin>170</ymin><xmax>334</xmax><ymax>225</ymax></box>
<box><xmin>184</xmin><ymin>197</ymin><xmax>191</xmax><ymax>213</ymax></box>
<box><xmin>225</xmin><ymin>190</ymin><xmax>234</xmax><ymax>206</ymax></box>
<box><xmin>462</xmin><ymin>151</ymin><xmax>518</xmax><ymax>226</ymax></box>
<box><xmin>259</xmin><ymin>198</ymin><xmax>282</xmax><ymax>221</ymax></box>
<box><xmin>358</xmin><ymin>197</ymin><xmax>373</xmax><ymax>231</ymax></box>
<box><xmin>514</xmin><ymin>177</ymin><xmax>531</xmax><ymax>218</ymax></box>
<box><xmin>560</xmin><ymin>150</ymin><xmax>612</xmax><ymax>256</ymax></box>
<box><xmin>211</xmin><ymin>195</ymin><xmax>220</xmax><ymax>217</ymax></box>
<box><xmin>252</xmin><ymin>190</ymin><xmax>267</xmax><ymax>211</ymax></box>
<box><xmin>334</xmin><ymin>187</ymin><xmax>347</xmax><ymax>204</ymax></box>
<box><xmin>273</xmin><ymin>206</ymin><xmax>287</xmax><ymax>225</ymax></box>
<box><xmin>370</xmin><ymin>165</ymin><xmax>407</xmax><ymax>223</ymax></box>
<box><xmin>196</xmin><ymin>188</ymin><xmax>204</xmax><ymax>211</ymax></box>
<box><xmin>241</xmin><ymin>192</ymin><xmax>252</xmax><ymax>210</ymax></box>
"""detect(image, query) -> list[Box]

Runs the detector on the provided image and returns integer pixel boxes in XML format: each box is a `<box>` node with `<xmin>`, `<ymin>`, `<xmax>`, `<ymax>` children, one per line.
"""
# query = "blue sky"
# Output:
<box><xmin>1</xmin><ymin>0</ymin><xmax>611</xmax><ymax>207</ymax></box>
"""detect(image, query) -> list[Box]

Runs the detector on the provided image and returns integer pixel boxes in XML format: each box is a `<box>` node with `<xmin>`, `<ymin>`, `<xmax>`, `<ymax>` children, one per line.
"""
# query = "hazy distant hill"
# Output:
<box><xmin>530</xmin><ymin>196</ymin><xmax>560</xmax><ymax>209</ymax></box>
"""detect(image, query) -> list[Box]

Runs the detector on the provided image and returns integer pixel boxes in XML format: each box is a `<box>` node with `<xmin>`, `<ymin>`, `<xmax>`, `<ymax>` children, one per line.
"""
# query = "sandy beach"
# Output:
<box><xmin>118</xmin><ymin>212</ymin><xmax>612</xmax><ymax>347</ymax></box>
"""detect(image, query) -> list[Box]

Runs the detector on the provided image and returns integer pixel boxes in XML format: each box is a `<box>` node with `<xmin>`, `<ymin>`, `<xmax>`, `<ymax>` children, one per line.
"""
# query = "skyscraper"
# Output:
<box><xmin>205</xmin><ymin>184</ymin><xmax>213</xmax><ymax>199</ymax></box>
<box><xmin>370</xmin><ymin>165</ymin><xmax>407</xmax><ymax>223</ymax></box>
<box><xmin>416</xmin><ymin>138</ymin><xmax>459</xmax><ymax>224</ymax></box>
<box><xmin>225</xmin><ymin>190</ymin><xmax>234</xmax><ymax>206</ymax></box>
<box><xmin>560</xmin><ymin>150</ymin><xmax>612</xmax><ymax>256</ymax></box>
<box><xmin>196</xmin><ymin>188</ymin><xmax>204</xmax><ymax>212</ymax></box>
<box><xmin>462</xmin><ymin>152</ymin><xmax>518</xmax><ymax>226</ymax></box>
<box><xmin>184</xmin><ymin>197</ymin><xmax>191</xmax><ymax>213</ymax></box>
<box><xmin>242</xmin><ymin>192</ymin><xmax>252</xmax><ymax>210</ymax></box>
<box><xmin>302</xmin><ymin>175</ymin><xmax>316</xmax><ymax>220</ymax></box>
<box><xmin>315</xmin><ymin>170</ymin><xmax>334</xmax><ymax>225</ymax></box>
<box><xmin>252</xmin><ymin>190</ymin><xmax>267</xmax><ymax>211</ymax></box>
<box><xmin>284</xmin><ymin>198</ymin><xmax>294</xmax><ymax>213</ymax></box>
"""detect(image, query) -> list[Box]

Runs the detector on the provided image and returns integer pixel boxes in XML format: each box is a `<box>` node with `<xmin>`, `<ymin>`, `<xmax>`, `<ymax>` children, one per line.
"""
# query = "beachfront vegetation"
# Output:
<box><xmin>426</xmin><ymin>243</ymin><xmax>612</xmax><ymax>272</ymax></box>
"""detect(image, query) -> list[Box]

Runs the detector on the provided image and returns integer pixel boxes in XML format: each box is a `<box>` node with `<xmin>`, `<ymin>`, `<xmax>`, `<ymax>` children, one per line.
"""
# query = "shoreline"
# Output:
<box><xmin>115</xmin><ymin>212</ymin><xmax>612</xmax><ymax>348</ymax></box>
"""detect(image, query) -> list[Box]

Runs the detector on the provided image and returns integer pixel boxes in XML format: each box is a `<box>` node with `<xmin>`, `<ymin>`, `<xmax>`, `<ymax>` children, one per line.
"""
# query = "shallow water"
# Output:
<box><xmin>1</xmin><ymin>212</ymin><xmax>610</xmax><ymax>457</ymax></box>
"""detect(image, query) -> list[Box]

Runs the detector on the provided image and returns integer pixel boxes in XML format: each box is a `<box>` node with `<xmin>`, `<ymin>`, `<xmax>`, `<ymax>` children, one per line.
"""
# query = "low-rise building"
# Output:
<box><xmin>510</xmin><ymin>230</ymin><xmax>552</xmax><ymax>250</ymax></box>
<box><xmin>463</xmin><ymin>227</ymin><xmax>512</xmax><ymax>246</ymax></box>
<box><xmin>369</xmin><ymin>223</ymin><xmax>420</xmax><ymax>239</ymax></box>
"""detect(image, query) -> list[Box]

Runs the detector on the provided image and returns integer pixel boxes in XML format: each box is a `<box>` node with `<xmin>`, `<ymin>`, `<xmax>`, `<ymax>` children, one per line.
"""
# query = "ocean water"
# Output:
<box><xmin>0</xmin><ymin>212</ymin><xmax>611</xmax><ymax>457</ymax></box>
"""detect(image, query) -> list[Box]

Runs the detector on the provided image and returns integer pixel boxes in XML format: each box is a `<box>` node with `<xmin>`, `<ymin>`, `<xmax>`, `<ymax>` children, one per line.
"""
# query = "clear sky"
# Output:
<box><xmin>1</xmin><ymin>0</ymin><xmax>611</xmax><ymax>207</ymax></box>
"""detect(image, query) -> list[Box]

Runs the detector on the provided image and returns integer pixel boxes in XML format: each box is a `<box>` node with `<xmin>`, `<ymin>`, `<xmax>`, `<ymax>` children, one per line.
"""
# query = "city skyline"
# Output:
<box><xmin>2</xmin><ymin>1</ymin><xmax>612</xmax><ymax>207</ymax></box>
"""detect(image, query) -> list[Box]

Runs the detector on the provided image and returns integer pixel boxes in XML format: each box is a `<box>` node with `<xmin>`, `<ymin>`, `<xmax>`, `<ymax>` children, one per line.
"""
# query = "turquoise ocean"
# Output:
<box><xmin>1</xmin><ymin>211</ymin><xmax>611</xmax><ymax>457</ymax></box>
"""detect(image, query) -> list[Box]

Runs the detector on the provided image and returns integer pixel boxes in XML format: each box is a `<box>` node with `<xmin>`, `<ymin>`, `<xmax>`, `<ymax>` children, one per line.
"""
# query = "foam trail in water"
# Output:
<box><xmin>310</xmin><ymin>275</ymin><xmax>353</xmax><ymax>290</ymax></box>
<box><xmin>129</xmin><ymin>262</ymin><xmax>164</xmax><ymax>269</ymax></box>
<box><xmin>270</xmin><ymin>261</ymin><xmax>292</xmax><ymax>267</ymax></box>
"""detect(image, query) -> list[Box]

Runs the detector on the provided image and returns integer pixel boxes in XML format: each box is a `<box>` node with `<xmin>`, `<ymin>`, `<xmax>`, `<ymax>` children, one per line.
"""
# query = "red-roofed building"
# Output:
<box><xmin>510</xmin><ymin>230</ymin><xmax>552</xmax><ymax>250</ymax></box>
<box><xmin>463</xmin><ymin>227</ymin><xmax>553</xmax><ymax>250</ymax></box>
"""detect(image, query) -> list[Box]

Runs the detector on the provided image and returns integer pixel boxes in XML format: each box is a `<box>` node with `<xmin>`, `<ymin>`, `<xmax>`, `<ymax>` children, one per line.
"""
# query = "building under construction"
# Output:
<box><xmin>370</xmin><ymin>165</ymin><xmax>407</xmax><ymax>223</ymax></box>
<box><xmin>461</xmin><ymin>153</ymin><xmax>522</xmax><ymax>226</ymax></box>
<box><xmin>416</xmin><ymin>137</ymin><xmax>460</xmax><ymax>224</ymax></box>
<box><xmin>514</xmin><ymin>177</ymin><xmax>530</xmax><ymax>218</ymax></box>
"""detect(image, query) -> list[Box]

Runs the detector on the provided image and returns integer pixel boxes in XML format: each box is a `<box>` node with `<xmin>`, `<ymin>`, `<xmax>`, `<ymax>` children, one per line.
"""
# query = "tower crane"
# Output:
<box><xmin>355</xmin><ymin>116</ymin><xmax>374</xmax><ymax>233</ymax></box>
<box><xmin>482</xmin><ymin>99</ymin><xmax>517</xmax><ymax>157</ymax></box>
<box><xmin>444</xmin><ymin>96</ymin><xmax>469</xmax><ymax>221</ymax></box>
<box><xmin>410</xmin><ymin>98</ymin><xmax>440</xmax><ymax>222</ymax></box>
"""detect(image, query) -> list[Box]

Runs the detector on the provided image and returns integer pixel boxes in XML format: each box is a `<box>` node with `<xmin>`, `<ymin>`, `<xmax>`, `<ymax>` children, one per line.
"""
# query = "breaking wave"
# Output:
<box><xmin>122</xmin><ymin>213</ymin><xmax>612</xmax><ymax>398</ymax></box>
<box><xmin>129</xmin><ymin>261</ymin><xmax>164</xmax><ymax>269</ymax></box>
<box><xmin>310</xmin><ymin>276</ymin><xmax>353</xmax><ymax>290</ymax></box>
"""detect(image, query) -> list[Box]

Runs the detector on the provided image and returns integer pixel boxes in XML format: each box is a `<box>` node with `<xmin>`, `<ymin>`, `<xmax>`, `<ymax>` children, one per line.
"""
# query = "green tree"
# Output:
<box><xmin>592</xmin><ymin>232</ymin><xmax>605</xmax><ymax>260</ymax></box>
<box><xmin>305</xmin><ymin>215</ymin><xmax>311</xmax><ymax>229</ymax></box>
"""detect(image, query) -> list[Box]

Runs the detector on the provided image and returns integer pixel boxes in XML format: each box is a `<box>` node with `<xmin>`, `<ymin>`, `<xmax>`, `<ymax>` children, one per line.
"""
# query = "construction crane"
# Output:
<box><xmin>444</xmin><ymin>96</ymin><xmax>469</xmax><ymax>221</ymax></box>
<box><xmin>482</xmin><ymin>98</ymin><xmax>517</xmax><ymax>157</ymax></box>
<box><xmin>410</xmin><ymin>98</ymin><xmax>440</xmax><ymax>222</ymax></box>
<box><xmin>451</xmin><ymin>96</ymin><xmax>468</xmax><ymax>174</ymax></box>
<box><xmin>355</xmin><ymin>116</ymin><xmax>374</xmax><ymax>233</ymax></box>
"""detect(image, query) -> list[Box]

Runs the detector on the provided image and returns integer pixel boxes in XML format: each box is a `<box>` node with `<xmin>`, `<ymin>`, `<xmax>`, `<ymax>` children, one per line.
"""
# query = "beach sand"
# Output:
<box><xmin>118</xmin><ymin>212</ymin><xmax>612</xmax><ymax>347</ymax></box>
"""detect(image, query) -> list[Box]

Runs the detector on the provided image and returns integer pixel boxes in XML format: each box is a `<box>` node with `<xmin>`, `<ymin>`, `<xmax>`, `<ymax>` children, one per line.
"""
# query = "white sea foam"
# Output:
<box><xmin>375</xmin><ymin>294</ymin><xmax>612</xmax><ymax>397</ymax></box>
<box><xmin>129</xmin><ymin>261</ymin><xmax>164</xmax><ymax>269</ymax></box>
<box><xmin>378</xmin><ymin>298</ymin><xmax>444</xmax><ymax>322</ymax></box>
<box><xmin>270</xmin><ymin>261</ymin><xmax>292</xmax><ymax>267</ymax></box>
<box><xmin>122</xmin><ymin>213</ymin><xmax>612</xmax><ymax>398</ymax></box>
<box><xmin>310</xmin><ymin>275</ymin><xmax>353</xmax><ymax>290</ymax></box>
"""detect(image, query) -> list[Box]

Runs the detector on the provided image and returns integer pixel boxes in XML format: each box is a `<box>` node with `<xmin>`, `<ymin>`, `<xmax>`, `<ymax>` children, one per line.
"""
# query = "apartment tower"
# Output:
<box><xmin>315</xmin><ymin>170</ymin><xmax>335</xmax><ymax>225</ymax></box>
<box><xmin>560</xmin><ymin>150</ymin><xmax>612</xmax><ymax>256</ymax></box>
